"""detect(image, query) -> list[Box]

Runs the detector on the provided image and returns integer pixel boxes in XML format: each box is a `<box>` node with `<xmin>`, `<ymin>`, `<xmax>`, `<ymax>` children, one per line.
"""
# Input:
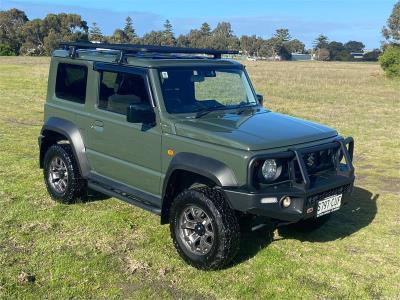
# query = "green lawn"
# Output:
<box><xmin>0</xmin><ymin>57</ymin><xmax>399</xmax><ymax>299</ymax></box>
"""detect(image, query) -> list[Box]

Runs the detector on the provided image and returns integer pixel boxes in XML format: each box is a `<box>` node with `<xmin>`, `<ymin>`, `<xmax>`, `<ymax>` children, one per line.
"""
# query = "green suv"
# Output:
<box><xmin>39</xmin><ymin>42</ymin><xmax>355</xmax><ymax>270</ymax></box>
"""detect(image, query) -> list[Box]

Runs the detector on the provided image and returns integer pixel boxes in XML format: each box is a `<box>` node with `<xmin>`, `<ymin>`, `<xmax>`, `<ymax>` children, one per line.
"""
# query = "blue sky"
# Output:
<box><xmin>1</xmin><ymin>0</ymin><xmax>397</xmax><ymax>49</ymax></box>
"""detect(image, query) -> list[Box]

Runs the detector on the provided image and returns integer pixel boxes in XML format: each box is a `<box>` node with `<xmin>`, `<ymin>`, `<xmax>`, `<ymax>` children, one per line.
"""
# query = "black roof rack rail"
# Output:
<box><xmin>59</xmin><ymin>41</ymin><xmax>238</xmax><ymax>61</ymax></box>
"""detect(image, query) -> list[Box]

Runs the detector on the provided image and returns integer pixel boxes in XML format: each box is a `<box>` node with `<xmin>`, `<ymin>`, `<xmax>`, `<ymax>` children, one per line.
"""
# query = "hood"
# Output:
<box><xmin>173</xmin><ymin>110</ymin><xmax>337</xmax><ymax>151</ymax></box>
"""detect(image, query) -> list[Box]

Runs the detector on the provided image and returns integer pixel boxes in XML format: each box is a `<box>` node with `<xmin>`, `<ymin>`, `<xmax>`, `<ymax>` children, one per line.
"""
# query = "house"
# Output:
<box><xmin>291</xmin><ymin>53</ymin><xmax>312</xmax><ymax>61</ymax></box>
<box><xmin>350</xmin><ymin>52</ymin><xmax>364</xmax><ymax>59</ymax></box>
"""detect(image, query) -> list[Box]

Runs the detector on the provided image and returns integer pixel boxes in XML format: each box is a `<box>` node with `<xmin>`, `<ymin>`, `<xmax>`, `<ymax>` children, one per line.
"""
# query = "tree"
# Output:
<box><xmin>176</xmin><ymin>34</ymin><xmax>190</xmax><ymax>47</ymax></box>
<box><xmin>335</xmin><ymin>50</ymin><xmax>353</xmax><ymax>61</ymax></box>
<box><xmin>0</xmin><ymin>8</ymin><xmax>29</xmax><ymax>54</ymax></box>
<box><xmin>240</xmin><ymin>35</ymin><xmax>262</xmax><ymax>56</ymax></box>
<box><xmin>315</xmin><ymin>48</ymin><xmax>330</xmax><ymax>61</ymax></box>
<box><xmin>162</xmin><ymin>19</ymin><xmax>175</xmax><ymax>46</ymax></box>
<box><xmin>278</xmin><ymin>44</ymin><xmax>292</xmax><ymax>60</ymax></box>
<box><xmin>274</xmin><ymin>28</ymin><xmax>291</xmax><ymax>43</ymax></box>
<box><xmin>109</xmin><ymin>29</ymin><xmax>128</xmax><ymax>43</ymax></box>
<box><xmin>200</xmin><ymin>22</ymin><xmax>211</xmax><ymax>36</ymax></box>
<box><xmin>0</xmin><ymin>43</ymin><xmax>16</xmax><ymax>55</ymax></box>
<box><xmin>286</xmin><ymin>39</ymin><xmax>305</xmax><ymax>53</ymax></box>
<box><xmin>380</xmin><ymin>1</ymin><xmax>400</xmax><ymax>76</ymax></box>
<box><xmin>19</xmin><ymin>13</ymin><xmax>88</xmax><ymax>55</ymax></box>
<box><xmin>313</xmin><ymin>34</ymin><xmax>329</xmax><ymax>50</ymax></box>
<box><xmin>382</xmin><ymin>1</ymin><xmax>400</xmax><ymax>44</ymax></box>
<box><xmin>143</xmin><ymin>30</ymin><xmax>163</xmax><ymax>45</ymax></box>
<box><xmin>258</xmin><ymin>38</ymin><xmax>275</xmax><ymax>58</ymax></box>
<box><xmin>344</xmin><ymin>41</ymin><xmax>365</xmax><ymax>52</ymax></box>
<box><xmin>89</xmin><ymin>22</ymin><xmax>103</xmax><ymax>42</ymax></box>
<box><xmin>327</xmin><ymin>41</ymin><xmax>351</xmax><ymax>60</ymax></box>
<box><xmin>124</xmin><ymin>16</ymin><xmax>138</xmax><ymax>43</ymax></box>
<box><xmin>379</xmin><ymin>45</ymin><xmax>400</xmax><ymax>77</ymax></box>
<box><xmin>210</xmin><ymin>22</ymin><xmax>239</xmax><ymax>50</ymax></box>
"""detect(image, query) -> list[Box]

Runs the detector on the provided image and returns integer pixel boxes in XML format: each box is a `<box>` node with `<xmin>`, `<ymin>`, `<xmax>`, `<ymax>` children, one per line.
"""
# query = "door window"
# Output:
<box><xmin>98</xmin><ymin>71</ymin><xmax>150</xmax><ymax>115</ymax></box>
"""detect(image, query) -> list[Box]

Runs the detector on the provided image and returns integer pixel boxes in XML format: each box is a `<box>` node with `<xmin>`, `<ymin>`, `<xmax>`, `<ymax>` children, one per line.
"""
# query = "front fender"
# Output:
<box><xmin>162</xmin><ymin>152</ymin><xmax>239</xmax><ymax>197</ymax></box>
<box><xmin>40</xmin><ymin>117</ymin><xmax>90</xmax><ymax>177</ymax></box>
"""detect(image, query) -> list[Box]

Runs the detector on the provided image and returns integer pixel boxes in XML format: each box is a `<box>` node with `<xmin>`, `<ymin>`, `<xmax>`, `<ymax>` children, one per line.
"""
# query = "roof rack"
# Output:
<box><xmin>59</xmin><ymin>41</ymin><xmax>238</xmax><ymax>62</ymax></box>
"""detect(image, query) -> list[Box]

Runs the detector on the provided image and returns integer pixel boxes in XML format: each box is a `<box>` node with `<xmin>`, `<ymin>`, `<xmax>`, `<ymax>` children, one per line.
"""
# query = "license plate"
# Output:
<box><xmin>317</xmin><ymin>194</ymin><xmax>342</xmax><ymax>217</ymax></box>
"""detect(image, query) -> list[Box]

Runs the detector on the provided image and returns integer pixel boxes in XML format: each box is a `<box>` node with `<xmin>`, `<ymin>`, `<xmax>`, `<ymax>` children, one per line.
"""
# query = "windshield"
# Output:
<box><xmin>159</xmin><ymin>68</ymin><xmax>258</xmax><ymax>114</ymax></box>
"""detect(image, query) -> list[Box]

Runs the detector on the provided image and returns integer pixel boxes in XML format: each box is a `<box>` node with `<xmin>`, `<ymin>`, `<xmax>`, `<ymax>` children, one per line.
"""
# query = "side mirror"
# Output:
<box><xmin>256</xmin><ymin>94</ymin><xmax>264</xmax><ymax>106</ymax></box>
<box><xmin>127</xmin><ymin>104</ymin><xmax>155</xmax><ymax>124</ymax></box>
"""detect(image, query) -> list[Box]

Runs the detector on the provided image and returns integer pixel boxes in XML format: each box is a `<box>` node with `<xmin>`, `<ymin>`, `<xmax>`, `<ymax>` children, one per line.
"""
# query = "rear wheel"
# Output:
<box><xmin>170</xmin><ymin>187</ymin><xmax>240</xmax><ymax>270</ymax></box>
<box><xmin>43</xmin><ymin>144</ymin><xmax>86</xmax><ymax>203</ymax></box>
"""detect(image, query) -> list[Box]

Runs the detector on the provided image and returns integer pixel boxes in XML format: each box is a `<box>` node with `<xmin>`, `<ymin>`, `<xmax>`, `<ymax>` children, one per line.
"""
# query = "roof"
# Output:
<box><xmin>53</xmin><ymin>42</ymin><xmax>242</xmax><ymax>68</ymax></box>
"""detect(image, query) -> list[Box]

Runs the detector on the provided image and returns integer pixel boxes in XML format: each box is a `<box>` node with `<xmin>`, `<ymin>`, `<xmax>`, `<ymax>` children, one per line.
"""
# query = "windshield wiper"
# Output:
<box><xmin>236</xmin><ymin>104</ymin><xmax>257</xmax><ymax>115</ymax></box>
<box><xmin>195</xmin><ymin>105</ymin><xmax>225</xmax><ymax>118</ymax></box>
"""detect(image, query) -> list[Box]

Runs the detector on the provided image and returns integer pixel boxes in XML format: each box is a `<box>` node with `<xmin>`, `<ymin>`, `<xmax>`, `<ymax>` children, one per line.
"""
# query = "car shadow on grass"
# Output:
<box><xmin>278</xmin><ymin>186</ymin><xmax>378</xmax><ymax>243</ymax></box>
<box><xmin>230</xmin><ymin>186</ymin><xmax>378</xmax><ymax>267</ymax></box>
<box><xmin>80</xmin><ymin>188</ymin><xmax>111</xmax><ymax>202</ymax></box>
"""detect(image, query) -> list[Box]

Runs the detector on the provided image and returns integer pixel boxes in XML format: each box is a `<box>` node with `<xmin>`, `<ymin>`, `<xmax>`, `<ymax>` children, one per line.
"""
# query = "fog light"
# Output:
<box><xmin>281</xmin><ymin>196</ymin><xmax>292</xmax><ymax>208</ymax></box>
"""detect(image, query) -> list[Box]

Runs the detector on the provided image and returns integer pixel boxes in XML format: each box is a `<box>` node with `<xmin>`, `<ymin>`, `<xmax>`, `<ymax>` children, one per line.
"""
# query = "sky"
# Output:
<box><xmin>1</xmin><ymin>0</ymin><xmax>397</xmax><ymax>49</ymax></box>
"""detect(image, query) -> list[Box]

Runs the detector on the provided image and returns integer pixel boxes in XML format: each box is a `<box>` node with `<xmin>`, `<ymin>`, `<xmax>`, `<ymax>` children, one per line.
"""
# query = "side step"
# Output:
<box><xmin>88</xmin><ymin>180</ymin><xmax>161</xmax><ymax>215</ymax></box>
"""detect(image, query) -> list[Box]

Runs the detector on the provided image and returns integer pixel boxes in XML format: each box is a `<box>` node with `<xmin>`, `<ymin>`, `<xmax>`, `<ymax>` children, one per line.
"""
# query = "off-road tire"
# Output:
<box><xmin>43</xmin><ymin>144</ymin><xmax>86</xmax><ymax>203</ymax></box>
<box><xmin>170</xmin><ymin>187</ymin><xmax>240</xmax><ymax>270</ymax></box>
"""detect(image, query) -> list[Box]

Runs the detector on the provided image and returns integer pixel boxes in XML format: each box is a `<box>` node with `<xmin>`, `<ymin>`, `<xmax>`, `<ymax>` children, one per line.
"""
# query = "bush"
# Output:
<box><xmin>379</xmin><ymin>45</ymin><xmax>400</xmax><ymax>77</ymax></box>
<box><xmin>364</xmin><ymin>49</ymin><xmax>382</xmax><ymax>61</ymax></box>
<box><xmin>0</xmin><ymin>44</ymin><xmax>17</xmax><ymax>56</ymax></box>
<box><xmin>335</xmin><ymin>50</ymin><xmax>353</xmax><ymax>61</ymax></box>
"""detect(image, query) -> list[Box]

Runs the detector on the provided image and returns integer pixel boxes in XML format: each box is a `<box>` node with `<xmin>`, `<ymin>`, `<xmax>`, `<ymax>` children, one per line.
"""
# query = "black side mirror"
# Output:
<box><xmin>127</xmin><ymin>104</ymin><xmax>155</xmax><ymax>124</ymax></box>
<box><xmin>256</xmin><ymin>94</ymin><xmax>264</xmax><ymax>106</ymax></box>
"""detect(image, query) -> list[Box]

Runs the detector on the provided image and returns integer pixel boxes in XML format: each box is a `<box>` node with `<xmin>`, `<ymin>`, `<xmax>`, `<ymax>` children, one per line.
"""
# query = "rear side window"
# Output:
<box><xmin>98</xmin><ymin>71</ymin><xmax>150</xmax><ymax>115</ymax></box>
<box><xmin>55</xmin><ymin>63</ymin><xmax>87</xmax><ymax>103</ymax></box>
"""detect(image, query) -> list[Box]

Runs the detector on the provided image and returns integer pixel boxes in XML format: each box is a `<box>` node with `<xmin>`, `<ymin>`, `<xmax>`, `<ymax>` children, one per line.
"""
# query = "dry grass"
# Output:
<box><xmin>0</xmin><ymin>57</ymin><xmax>399</xmax><ymax>299</ymax></box>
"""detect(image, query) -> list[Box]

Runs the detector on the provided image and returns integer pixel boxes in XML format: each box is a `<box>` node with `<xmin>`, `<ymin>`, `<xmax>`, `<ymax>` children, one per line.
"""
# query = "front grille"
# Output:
<box><xmin>302</xmin><ymin>148</ymin><xmax>336</xmax><ymax>175</ymax></box>
<box><xmin>306</xmin><ymin>184</ymin><xmax>351</xmax><ymax>207</ymax></box>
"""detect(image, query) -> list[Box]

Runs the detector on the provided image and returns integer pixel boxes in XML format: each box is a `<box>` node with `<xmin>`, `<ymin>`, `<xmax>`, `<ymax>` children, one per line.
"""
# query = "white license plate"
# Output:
<box><xmin>317</xmin><ymin>194</ymin><xmax>342</xmax><ymax>217</ymax></box>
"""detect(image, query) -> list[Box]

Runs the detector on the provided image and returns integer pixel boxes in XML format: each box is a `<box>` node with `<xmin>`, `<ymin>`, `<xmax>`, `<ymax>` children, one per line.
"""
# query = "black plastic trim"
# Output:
<box><xmin>88</xmin><ymin>172</ymin><xmax>161</xmax><ymax>208</ymax></box>
<box><xmin>247</xmin><ymin>137</ymin><xmax>355</xmax><ymax>192</ymax></box>
<box><xmin>88</xmin><ymin>181</ymin><xmax>161</xmax><ymax>215</ymax></box>
<box><xmin>162</xmin><ymin>152</ymin><xmax>238</xmax><ymax>198</ymax></box>
<box><xmin>224</xmin><ymin>174</ymin><xmax>355</xmax><ymax>222</ymax></box>
<box><xmin>40</xmin><ymin>117</ymin><xmax>90</xmax><ymax>177</ymax></box>
<box><xmin>60</xmin><ymin>41</ymin><xmax>238</xmax><ymax>59</ymax></box>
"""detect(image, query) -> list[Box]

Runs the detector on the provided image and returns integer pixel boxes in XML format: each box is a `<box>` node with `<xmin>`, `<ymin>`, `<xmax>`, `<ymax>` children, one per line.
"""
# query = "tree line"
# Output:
<box><xmin>0</xmin><ymin>8</ymin><xmax>380</xmax><ymax>61</ymax></box>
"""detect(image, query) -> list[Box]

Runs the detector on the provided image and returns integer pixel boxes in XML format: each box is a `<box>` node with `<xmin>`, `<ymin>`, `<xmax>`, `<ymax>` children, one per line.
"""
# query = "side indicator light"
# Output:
<box><xmin>167</xmin><ymin>149</ymin><xmax>174</xmax><ymax>156</ymax></box>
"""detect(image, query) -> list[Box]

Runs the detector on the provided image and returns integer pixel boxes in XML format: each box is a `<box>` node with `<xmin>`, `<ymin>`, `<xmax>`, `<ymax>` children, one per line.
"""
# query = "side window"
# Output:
<box><xmin>98</xmin><ymin>71</ymin><xmax>150</xmax><ymax>115</ymax></box>
<box><xmin>55</xmin><ymin>63</ymin><xmax>87</xmax><ymax>103</ymax></box>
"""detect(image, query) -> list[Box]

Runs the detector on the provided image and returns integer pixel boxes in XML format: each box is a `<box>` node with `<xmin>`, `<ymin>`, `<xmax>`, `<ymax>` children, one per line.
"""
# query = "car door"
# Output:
<box><xmin>86</xmin><ymin>63</ymin><xmax>162</xmax><ymax>199</ymax></box>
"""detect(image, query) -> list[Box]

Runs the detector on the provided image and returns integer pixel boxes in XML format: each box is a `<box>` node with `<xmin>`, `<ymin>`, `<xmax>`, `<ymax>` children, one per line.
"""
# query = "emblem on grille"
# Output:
<box><xmin>306</xmin><ymin>153</ymin><xmax>316</xmax><ymax>167</ymax></box>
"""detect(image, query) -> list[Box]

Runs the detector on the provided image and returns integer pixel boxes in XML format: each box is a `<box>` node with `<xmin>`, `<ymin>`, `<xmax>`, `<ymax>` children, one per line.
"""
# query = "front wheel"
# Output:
<box><xmin>169</xmin><ymin>187</ymin><xmax>240</xmax><ymax>270</ymax></box>
<box><xmin>43</xmin><ymin>144</ymin><xmax>86</xmax><ymax>203</ymax></box>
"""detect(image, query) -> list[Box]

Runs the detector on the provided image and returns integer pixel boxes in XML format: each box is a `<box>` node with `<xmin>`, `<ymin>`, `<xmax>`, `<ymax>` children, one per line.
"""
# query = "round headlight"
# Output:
<box><xmin>261</xmin><ymin>159</ymin><xmax>278</xmax><ymax>181</ymax></box>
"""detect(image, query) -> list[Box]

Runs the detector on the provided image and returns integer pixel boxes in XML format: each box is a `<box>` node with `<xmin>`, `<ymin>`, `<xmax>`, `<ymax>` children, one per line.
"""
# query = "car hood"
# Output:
<box><xmin>173</xmin><ymin>110</ymin><xmax>338</xmax><ymax>151</ymax></box>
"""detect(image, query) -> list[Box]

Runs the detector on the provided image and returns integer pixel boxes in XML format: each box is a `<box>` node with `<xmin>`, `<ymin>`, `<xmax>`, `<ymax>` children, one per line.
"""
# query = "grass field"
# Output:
<box><xmin>0</xmin><ymin>57</ymin><xmax>399</xmax><ymax>299</ymax></box>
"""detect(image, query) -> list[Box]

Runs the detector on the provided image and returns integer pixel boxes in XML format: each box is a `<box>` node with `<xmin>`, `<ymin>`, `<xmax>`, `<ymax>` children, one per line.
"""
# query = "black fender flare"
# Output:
<box><xmin>162</xmin><ymin>152</ymin><xmax>239</xmax><ymax>198</ymax></box>
<box><xmin>39</xmin><ymin>117</ymin><xmax>90</xmax><ymax>177</ymax></box>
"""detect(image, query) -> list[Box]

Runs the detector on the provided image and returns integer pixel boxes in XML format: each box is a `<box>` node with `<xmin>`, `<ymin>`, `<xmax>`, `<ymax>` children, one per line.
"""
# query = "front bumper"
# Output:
<box><xmin>223</xmin><ymin>137</ymin><xmax>355</xmax><ymax>223</ymax></box>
